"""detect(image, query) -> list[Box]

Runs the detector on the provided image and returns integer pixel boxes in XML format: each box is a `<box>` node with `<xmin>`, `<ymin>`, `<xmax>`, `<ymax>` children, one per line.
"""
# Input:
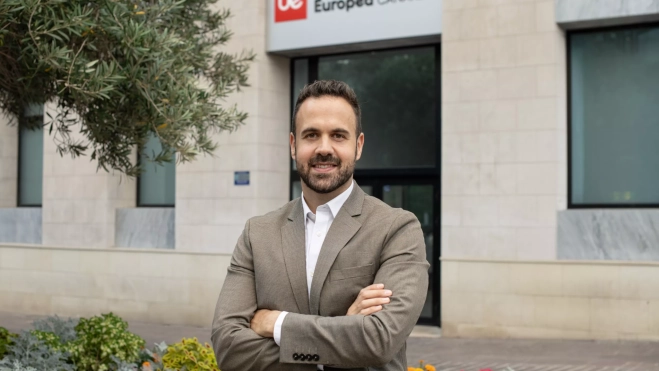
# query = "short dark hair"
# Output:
<box><xmin>291</xmin><ymin>80</ymin><xmax>362</xmax><ymax>137</ymax></box>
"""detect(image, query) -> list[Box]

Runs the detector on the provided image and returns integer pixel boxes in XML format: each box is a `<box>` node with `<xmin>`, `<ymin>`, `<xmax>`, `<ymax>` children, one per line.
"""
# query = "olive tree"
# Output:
<box><xmin>0</xmin><ymin>0</ymin><xmax>253</xmax><ymax>176</ymax></box>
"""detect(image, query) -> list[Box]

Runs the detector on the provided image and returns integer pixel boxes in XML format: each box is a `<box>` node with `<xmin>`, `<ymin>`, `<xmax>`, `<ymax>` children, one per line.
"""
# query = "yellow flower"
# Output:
<box><xmin>425</xmin><ymin>365</ymin><xmax>436</xmax><ymax>371</ymax></box>
<box><xmin>134</xmin><ymin>11</ymin><xmax>145</xmax><ymax>15</ymax></box>
<box><xmin>408</xmin><ymin>368</ymin><xmax>415</xmax><ymax>371</ymax></box>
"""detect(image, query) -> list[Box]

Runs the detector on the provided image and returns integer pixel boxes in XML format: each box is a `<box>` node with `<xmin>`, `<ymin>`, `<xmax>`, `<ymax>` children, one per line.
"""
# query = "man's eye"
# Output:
<box><xmin>333</xmin><ymin>134</ymin><xmax>346</xmax><ymax>139</ymax></box>
<box><xmin>305</xmin><ymin>133</ymin><xmax>317</xmax><ymax>139</ymax></box>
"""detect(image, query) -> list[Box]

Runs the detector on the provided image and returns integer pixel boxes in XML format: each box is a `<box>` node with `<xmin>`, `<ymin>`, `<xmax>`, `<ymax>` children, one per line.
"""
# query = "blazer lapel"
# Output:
<box><xmin>281</xmin><ymin>199</ymin><xmax>311</xmax><ymax>314</ymax></box>
<box><xmin>309</xmin><ymin>185</ymin><xmax>365</xmax><ymax>315</ymax></box>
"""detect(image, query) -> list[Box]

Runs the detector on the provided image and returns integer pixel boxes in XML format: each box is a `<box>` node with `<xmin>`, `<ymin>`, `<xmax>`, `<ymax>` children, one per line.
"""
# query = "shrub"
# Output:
<box><xmin>32</xmin><ymin>316</ymin><xmax>78</xmax><ymax>344</ymax></box>
<box><xmin>31</xmin><ymin>330</ymin><xmax>67</xmax><ymax>352</ymax></box>
<box><xmin>109</xmin><ymin>342</ymin><xmax>169</xmax><ymax>371</ymax></box>
<box><xmin>162</xmin><ymin>338</ymin><xmax>218</xmax><ymax>371</ymax></box>
<box><xmin>139</xmin><ymin>342</ymin><xmax>168</xmax><ymax>371</ymax></box>
<box><xmin>0</xmin><ymin>328</ymin><xmax>17</xmax><ymax>360</ymax></box>
<box><xmin>0</xmin><ymin>360</ymin><xmax>37</xmax><ymax>371</ymax></box>
<box><xmin>0</xmin><ymin>331</ymin><xmax>73</xmax><ymax>371</ymax></box>
<box><xmin>67</xmin><ymin>313</ymin><xmax>145</xmax><ymax>371</ymax></box>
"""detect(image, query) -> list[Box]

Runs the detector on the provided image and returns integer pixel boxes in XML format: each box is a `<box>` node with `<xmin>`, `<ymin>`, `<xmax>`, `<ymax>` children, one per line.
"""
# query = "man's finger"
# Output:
<box><xmin>360</xmin><ymin>297</ymin><xmax>390</xmax><ymax>309</ymax></box>
<box><xmin>359</xmin><ymin>283</ymin><xmax>384</xmax><ymax>295</ymax></box>
<box><xmin>359</xmin><ymin>289</ymin><xmax>393</xmax><ymax>300</ymax></box>
<box><xmin>364</xmin><ymin>283</ymin><xmax>385</xmax><ymax>290</ymax></box>
<box><xmin>360</xmin><ymin>305</ymin><xmax>383</xmax><ymax>315</ymax></box>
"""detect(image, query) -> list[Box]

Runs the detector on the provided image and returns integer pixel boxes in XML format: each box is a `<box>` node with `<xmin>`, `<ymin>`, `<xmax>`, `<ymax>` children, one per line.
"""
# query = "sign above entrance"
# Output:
<box><xmin>267</xmin><ymin>0</ymin><xmax>442</xmax><ymax>55</ymax></box>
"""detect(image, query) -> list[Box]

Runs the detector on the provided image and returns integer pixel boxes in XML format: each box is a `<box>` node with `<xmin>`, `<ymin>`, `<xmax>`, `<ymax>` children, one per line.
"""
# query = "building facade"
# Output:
<box><xmin>1</xmin><ymin>0</ymin><xmax>659</xmax><ymax>340</ymax></box>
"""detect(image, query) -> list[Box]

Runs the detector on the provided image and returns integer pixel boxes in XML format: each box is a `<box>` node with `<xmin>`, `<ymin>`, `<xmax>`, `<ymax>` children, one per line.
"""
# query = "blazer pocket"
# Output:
<box><xmin>329</xmin><ymin>264</ymin><xmax>375</xmax><ymax>282</ymax></box>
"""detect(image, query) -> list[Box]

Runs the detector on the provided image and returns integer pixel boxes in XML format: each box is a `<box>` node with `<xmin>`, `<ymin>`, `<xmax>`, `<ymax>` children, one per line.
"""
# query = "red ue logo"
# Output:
<box><xmin>275</xmin><ymin>0</ymin><xmax>307</xmax><ymax>22</ymax></box>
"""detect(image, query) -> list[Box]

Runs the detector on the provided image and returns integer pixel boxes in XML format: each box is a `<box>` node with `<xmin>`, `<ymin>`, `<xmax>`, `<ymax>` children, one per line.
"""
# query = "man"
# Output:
<box><xmin>211</xmin><ymin>80</ymin><xmax>429</xmax><ymax>370</ymax></box>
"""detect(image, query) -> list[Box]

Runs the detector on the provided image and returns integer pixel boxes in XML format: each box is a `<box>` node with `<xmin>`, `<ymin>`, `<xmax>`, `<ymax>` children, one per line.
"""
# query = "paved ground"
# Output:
<box><xmin>2</xmin><ymin>311</ymin><xmax>659</xmax><ymax>370</ymax></box>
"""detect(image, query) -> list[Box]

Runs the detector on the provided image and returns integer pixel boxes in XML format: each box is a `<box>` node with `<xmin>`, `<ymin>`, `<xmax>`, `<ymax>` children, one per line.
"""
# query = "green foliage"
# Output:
<box><xmin>0</xmin><ymin>331</ymin><xmax>74</xmax><ymax>371</ymax></box>
<box><xmin>0</xmin><ymin>0</ymin><xmax>254</xmax><ymax>176</ymax></box>
<box><xmin>31</xmin><ymin>330</ymin><xmax>67</xmax><ymax>352</ymax></box>
<box><xmin>32</xmin><ymin>315</ymin><xmax>79</xmax><ymax>344</ymax></box>
<box><xmin>0</xmin><ymin>328</ymin><xmax>18</xmax><ymax>360</ymax></box>
<box><xmin>0</xmin><ymin>360</ymin><xmax>37</xmax><ymax>371</ymax></box>
<box><xmin>110</xmin><ymin>341</ymin><xmax>169</xmax><ymax>371</ymax></box>
<box><xmin>162</xmin><ymin>337</ymin><xmax>218</xmax><ymax>371</ymax></box>
<box><xmin>67</xmin><ymin>313</ymin><xmax>145</xmax><ymax>371</ymax></box>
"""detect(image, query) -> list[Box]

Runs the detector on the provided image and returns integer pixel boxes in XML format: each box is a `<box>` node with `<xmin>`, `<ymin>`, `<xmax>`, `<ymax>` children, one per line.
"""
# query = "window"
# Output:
<box><xmin>570</xmin><ymin>24</ymin><xmax>659</xmax><ymax>206</ymax></box>
<box><xmin>18</xmin><ymin>104</ymin><xmax>44</xmax><ymax>207</ymax></box>
<box><xmin>137</xmin><ymin>133</ymin><xmax>176</xmax><ymax>207</ymax></box>
<box><xmin>318</xmin><ymin>47</ymin><xmax>436</xmax><ymax>169</ymax></box>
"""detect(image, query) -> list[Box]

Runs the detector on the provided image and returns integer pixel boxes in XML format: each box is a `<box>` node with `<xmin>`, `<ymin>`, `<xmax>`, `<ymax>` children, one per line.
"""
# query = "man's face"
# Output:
<box><xmin>290</xmin><ymin>96</ymin><xmax>364</xmax><ymax>194</ymax></box>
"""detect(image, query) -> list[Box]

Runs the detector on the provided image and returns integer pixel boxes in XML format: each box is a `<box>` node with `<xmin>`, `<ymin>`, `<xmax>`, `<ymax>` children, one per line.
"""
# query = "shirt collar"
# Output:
<box><xmin>301</xmin><ymin>180</ymin><xmax>354</xmax><ymax>219</ymax></box>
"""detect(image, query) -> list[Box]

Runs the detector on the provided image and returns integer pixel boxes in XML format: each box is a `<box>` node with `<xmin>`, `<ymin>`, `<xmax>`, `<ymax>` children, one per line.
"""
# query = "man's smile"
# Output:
<box><xmin>311</xmin><ymin>163</ymin><xmax>338</xmax><ymax>173</ymax></box>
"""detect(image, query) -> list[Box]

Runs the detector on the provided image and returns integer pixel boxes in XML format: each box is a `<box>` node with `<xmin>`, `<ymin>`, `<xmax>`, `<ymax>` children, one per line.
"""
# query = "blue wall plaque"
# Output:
<box><xmin>234</xmin><ymin>171</ymin><xmax>250</xmax><ymax>186</ymax></box>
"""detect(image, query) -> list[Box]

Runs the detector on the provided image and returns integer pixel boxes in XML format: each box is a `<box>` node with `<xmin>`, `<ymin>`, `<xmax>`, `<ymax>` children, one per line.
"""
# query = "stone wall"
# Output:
<box><xmin>442</xmin><ymin>258</ymin><xmax>659</xmax><ymax>340</ymax></box>
<box><xmin>441</xmin><ymin>0</ymin><xmax>567</xmax><ymax>260</ymax></box>
<box><xmin>0</xmin><ymin>244</ymin><xmax>229</xmax><ymax>327</ymax></box>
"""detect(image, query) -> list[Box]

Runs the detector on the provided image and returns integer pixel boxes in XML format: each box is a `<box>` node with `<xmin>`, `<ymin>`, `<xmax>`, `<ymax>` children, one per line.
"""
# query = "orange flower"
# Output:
<box><xmin>407</xmin><ymin>368</ymin><xmax>415</xmax><ymax>371</ymax></box>
<box><xmin>425</xmin><ymin>365</ymin><xmax>436</xmax><ymax>371</ymax></box>
<box><xmin>142</xmin><ymin>362</ymin><xmax>150</xmax><ymax>367</ymax></box>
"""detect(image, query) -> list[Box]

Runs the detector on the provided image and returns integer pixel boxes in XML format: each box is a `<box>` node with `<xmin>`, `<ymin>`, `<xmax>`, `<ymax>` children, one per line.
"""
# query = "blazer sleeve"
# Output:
<box><xmin>278</xmin><ymin>210</ymin><xmax>430</xmax><ymax>367</ymax></box>
<box><xmin>211</xmin><ymin>219</ymin><xmax>282</xmax><ymax>371</ymax></box>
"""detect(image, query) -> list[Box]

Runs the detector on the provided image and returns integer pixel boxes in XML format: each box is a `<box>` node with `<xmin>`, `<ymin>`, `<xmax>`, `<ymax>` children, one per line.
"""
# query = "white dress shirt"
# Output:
<box><xmin>273</xmin><ymin>181</ymin><xmax>354</xmax><ymax>350</ymax></box>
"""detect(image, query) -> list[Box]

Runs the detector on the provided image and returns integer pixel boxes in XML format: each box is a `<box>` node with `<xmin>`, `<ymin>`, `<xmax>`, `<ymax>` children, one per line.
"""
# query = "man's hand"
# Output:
<box><xmin>250</xmin><ymin>309</ymin><xmax>282</xmax><ymax>338</ymax></box>
<box><xmin>346</xmin><ymin>283</ymin><xmax>393</xmax><ymax>316</ymax></box>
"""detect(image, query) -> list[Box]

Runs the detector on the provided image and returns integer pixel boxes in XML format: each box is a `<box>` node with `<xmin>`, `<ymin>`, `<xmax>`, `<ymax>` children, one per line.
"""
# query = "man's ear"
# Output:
<box><xmin>355</xmin><ymin>133</ymin><xmax>365</xmax><ymax>161</ymax></box>
<box><xmin>289</xmin><ymin>132</ymin><xmax>296</xmax><ymax>159</ymax></box>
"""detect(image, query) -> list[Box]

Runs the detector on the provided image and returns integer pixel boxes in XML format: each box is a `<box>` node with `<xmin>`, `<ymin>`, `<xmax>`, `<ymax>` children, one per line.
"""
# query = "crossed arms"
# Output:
<box><xmin>210</xmin><ymin>211</ymin><xmax>429</xmax><ymax>371</ymax></box>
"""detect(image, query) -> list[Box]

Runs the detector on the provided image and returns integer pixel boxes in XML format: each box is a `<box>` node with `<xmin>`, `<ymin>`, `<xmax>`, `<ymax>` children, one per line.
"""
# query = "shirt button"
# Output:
<box><xmin>316</xmin><ymin>232</ymin><xmax>322</xmax><ymax>237</ymax></box>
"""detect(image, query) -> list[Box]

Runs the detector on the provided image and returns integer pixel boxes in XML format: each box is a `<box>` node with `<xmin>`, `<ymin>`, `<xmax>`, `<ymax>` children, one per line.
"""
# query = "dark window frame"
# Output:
<box><xmin>17</xmin><ymin>120</ymin><xmax>44</xmax><ymax>208</ymax></box>
<box><xmin>289</xmin><ymin>44</ymin><xmax>442</xmax><ymax>326</ymax></box>
<box><xmin>567</xmin><ymin>21</ymin><xmax>659</xmax><ymax>209</ymax></box>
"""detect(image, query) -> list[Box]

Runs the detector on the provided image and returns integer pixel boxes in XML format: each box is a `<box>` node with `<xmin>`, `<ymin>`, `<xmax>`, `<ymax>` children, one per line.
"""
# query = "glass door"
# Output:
<box><xmin>382</xmin><ymin>184</ymin><xmax>435</xmax><ymax>320</ymax></box>
<box><xmin>354</xmin><ymin>180</ymin><xmax>439</xmax><ymax>324</ymax></box>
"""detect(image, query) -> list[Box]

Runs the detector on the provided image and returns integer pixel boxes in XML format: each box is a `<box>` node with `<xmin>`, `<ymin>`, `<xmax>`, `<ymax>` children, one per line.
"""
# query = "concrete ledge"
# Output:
<box><xmin>558</xmin><ymin>210</ymin><xmax>659</xmax><ymax>261</ymax></box>
<box><xmin>115</xmin><ymin>208</ymin><xmax>175</xmax><ymax>249</ymax></box>
<box><xmin>441</xmin><ymin>256</ymin><xmax>659</xmax><ymax>267</ymax></box>
<box><xmin>0</xmin><ymin>208</ymin><xmax>42</xmax><ymax>244</ymax></box>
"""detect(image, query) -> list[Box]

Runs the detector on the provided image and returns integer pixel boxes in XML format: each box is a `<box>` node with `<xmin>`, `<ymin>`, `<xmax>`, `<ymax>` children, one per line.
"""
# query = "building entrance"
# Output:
<box><xmin>290</xmin><ymin>45</ymin><xmax>441</xmax><ymax>325</ymax></box>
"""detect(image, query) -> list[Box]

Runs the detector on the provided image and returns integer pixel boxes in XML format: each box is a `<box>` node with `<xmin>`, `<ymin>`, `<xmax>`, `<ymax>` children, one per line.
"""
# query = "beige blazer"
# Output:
<box><xmin>211</xmin><ymin>184</ymin><xmax>429</xmax><ymax>371</ymax></box>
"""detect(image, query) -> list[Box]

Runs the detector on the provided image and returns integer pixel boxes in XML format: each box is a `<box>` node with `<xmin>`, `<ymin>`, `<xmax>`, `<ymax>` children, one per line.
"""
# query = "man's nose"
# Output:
<box><xmin>315</xmin><ymin>135</ymin><xmax>334</xmax><ymax>155</ymax></box>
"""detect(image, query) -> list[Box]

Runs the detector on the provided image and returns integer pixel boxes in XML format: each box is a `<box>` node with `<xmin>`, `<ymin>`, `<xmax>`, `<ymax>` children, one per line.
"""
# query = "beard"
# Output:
<box><xmin>297</xmin><ymin>153</ymin><xmax>355</xmax><ymax>194</ymax></box>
